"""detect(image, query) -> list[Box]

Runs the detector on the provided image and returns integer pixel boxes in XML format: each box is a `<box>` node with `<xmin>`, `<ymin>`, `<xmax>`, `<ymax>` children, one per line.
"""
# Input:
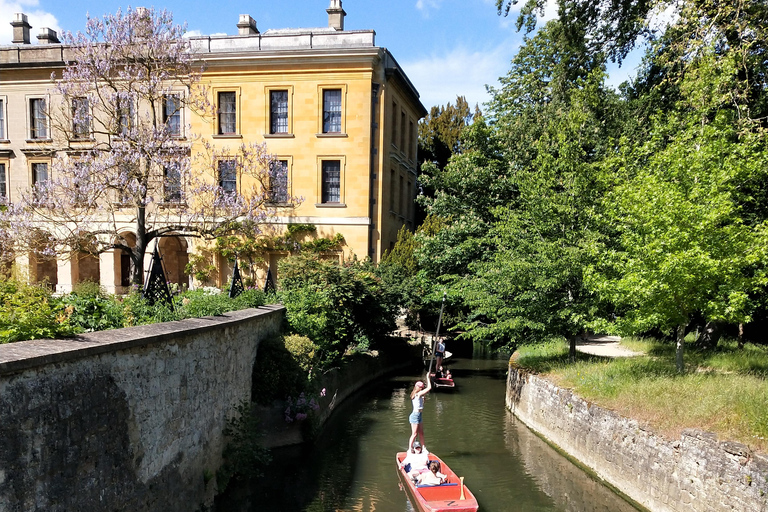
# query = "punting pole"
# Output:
<box><xmin>427</xmin><ymin>291</ymin><xmax>447</xmax><ymax>376</ymax></box>
<box><xmin>460</xmin><ymin>476</ymin><xmax>465</xmax><ymax>500</ymax></box>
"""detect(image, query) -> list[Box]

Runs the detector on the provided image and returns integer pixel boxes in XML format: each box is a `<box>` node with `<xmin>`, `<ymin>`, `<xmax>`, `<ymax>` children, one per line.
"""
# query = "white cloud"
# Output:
<box><xmin>401</xmin><ymin>43</ymin><xmax>517</xmax><ymax>110</ymax></box>
<box><xmin>415</xmin><ymin>0</ymin><xmax>443</xmax><ymax>15</ymax></box>
<box><xmin>0</xmin><ymin>0</ymin><xmax>61</xmax><ymax>44</ymax></box>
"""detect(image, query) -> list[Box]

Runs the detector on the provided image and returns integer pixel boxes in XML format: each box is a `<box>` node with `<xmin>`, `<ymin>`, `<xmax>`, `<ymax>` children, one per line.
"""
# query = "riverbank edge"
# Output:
<box><xmin>506</xmin><ymin>365</ymin><xmax>768</xmax><ymax>512</ymax></box>
<box><xmin>256</xmin><ymin>337</ymin><xmax>420</xmax><ymax>448</ymax></box>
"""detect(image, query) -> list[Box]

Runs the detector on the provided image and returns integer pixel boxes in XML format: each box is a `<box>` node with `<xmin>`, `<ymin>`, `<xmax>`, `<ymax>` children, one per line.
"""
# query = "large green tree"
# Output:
<box><xmin>586</xmin><ymin>0</ymin><xmax>768</xmax><ymax>370</ymax></box>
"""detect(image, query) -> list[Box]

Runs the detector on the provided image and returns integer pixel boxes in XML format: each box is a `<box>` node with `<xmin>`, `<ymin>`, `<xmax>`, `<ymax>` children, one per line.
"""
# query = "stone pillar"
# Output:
<box><xmin>100</xmin><ymin>250</ymin><xmax>117</xmax><ymax>294</ymax></box>
<box><xmin>56</xmin><ymin>255</ymin><xmax>73</xmax><ymax>294</ymax></box>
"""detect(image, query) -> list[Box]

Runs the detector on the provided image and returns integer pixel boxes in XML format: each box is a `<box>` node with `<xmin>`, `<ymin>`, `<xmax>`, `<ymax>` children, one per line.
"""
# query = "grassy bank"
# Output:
<box><xmin>513</xmin><ymin>338</ymin><xmax>768</xmax><ymax>453</ymax></box>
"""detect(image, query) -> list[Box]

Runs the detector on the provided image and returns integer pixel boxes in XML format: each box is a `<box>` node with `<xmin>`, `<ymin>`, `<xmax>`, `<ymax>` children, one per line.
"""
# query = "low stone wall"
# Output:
<box><xmin>0</xmin><ymin>306</ymin><xmax>284</xmax><ymax>512</ymax></box>
<box><xmin>506</xmin><ymin>367</ymin><xmax>768</xmax><ymax>512</ymax></box>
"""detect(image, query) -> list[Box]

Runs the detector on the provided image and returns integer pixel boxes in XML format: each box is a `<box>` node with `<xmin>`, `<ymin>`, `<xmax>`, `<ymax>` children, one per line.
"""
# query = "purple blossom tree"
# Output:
<box><xmin>0</xmin><ymin>7</ymin><xmax>290</xmax><ymax>285</ymax></box>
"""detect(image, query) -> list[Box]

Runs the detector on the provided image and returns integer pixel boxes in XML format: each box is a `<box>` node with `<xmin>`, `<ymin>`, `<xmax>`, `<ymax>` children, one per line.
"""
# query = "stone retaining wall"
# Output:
<box><xmin>0</xmin><ymin>306</ymin><xmax>284</xmax><ymax>512</ymax></box>
<box><xmin>506</xmin><ymin>366</ymin><xmax>768</xmax><ymax>512</ymax></box>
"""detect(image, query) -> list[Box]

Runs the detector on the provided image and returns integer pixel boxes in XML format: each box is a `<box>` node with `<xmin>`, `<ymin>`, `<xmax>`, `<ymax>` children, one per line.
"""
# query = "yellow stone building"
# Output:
<box><xmin>0</xmin><ymin>2</ymin><xmax>426</xmax><ymax>292</ymax></box>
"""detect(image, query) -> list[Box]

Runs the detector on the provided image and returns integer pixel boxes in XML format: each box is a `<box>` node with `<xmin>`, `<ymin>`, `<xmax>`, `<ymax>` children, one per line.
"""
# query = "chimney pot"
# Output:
<box><xmin>237</xmin><ymin>14</ymin><xmax>258</xmax><ymax>36</ymax></box>
<box><xmin>327</xmin><ymin>0</ymin><xmax>346</xmax><ymax>31</ymax></box>
<box><xmin>37</xmin><ymin>27</ymin><xmax>60</xmax><ymax>44</ymax></box>
<box><xmin>11</xmin><ymin>13</ymin><xmax>32</xmax><ymax>44</ymax></box>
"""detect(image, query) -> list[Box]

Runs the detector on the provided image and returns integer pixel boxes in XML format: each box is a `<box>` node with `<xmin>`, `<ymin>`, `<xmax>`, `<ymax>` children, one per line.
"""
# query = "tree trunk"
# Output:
<box><xmin>675</xmin><ymin>323</ymin><xmax>686</xmax><ymax>373</ymax></box>
<box><xmin>132</xmin><ymin>206</ymin><xmax>149</xmax><ymax>286</ymax></box>
<box><xmin>569</xmin><ymin>335</ymin><xmax>577</xmax><ymax>362</ymax></box>
<box><xmin>738</xmin><ymin>322</ymin><xmax>744</xmax><ymax>350</ymax></box>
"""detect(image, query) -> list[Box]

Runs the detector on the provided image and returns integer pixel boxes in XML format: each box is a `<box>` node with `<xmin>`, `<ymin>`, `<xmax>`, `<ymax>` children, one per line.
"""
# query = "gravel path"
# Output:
<box><xmin>575</xmin><ymin>335</ymin><xmax>642</xmax><ymax>358</ymax></box>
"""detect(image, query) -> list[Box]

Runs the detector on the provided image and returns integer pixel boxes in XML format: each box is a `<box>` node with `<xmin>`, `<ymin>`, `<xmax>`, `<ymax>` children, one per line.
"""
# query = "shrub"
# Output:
<box><xmin>0</xmin><ymin>278</ymin><xmax>76</xmax><ymax>343</ymax></box>
<box><xmin>277</xmin><ymin>254</ymin><xmax>397</xmax><ymax>368</ymax></box>
<box><xmin>60</xmin><ymin>281</ymin><xmax>125</xmax><ymax>332</ymax></box>
<box><xmin>283</xmin><ymin>334</ymin><xmax>318</xmax><ymax>375</ymax></box>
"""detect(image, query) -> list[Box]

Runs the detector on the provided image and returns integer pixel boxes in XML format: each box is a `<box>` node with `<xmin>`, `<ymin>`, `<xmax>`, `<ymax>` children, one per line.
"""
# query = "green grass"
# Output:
<box><xmin>514</xmin><ymin>338</ymin><xmax>768</xmax><ymax>452</ymax></box>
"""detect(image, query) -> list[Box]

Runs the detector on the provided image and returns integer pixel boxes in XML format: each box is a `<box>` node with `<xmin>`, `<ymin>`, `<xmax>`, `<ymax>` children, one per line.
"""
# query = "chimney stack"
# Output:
<box><xmin>37</xmin><ymin>27</ymin><xmax>60</xmax><ymax>44</ymax></box>
<box><xmin>11</xmin><ymin>13</ymin><xmax>32</xmax><ymax>44</ymax></box>
<box><xmin>237</xmin><ymin>15</ymin><xmax>258</xmax><ymax>36</ymax></box>
<box><xmin>327</xmin><ymin>0</ymin><xmax>346</xmax><ymax>31</ymax></box>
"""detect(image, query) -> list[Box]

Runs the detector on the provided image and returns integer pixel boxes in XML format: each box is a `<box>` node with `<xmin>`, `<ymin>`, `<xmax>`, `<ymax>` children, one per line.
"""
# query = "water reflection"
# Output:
<box><xmin>216</xmin><ymin>343</ymin><xmax>639</xmax><ymax>511</ymax></box>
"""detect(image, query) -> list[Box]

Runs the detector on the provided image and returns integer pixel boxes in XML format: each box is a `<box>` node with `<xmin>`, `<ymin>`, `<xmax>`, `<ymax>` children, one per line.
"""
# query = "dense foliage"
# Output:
<box><xmin>0</xmin><ymin>277</ymin><xmax>266</xmax><ymax>343</ymax></box>
<box><xmin>406</xmin><ymin>0</ymin><xmax>768</xmax><ymax>371</ymax></box>
<box><xmin>276</xmin><ymin>254</ymin><xmax>399</xmax><ymax>370</ymax></box>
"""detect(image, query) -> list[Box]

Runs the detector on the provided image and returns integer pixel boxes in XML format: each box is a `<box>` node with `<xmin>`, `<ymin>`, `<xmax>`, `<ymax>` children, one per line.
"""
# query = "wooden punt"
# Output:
<box><xmin>429</xmin><ymin>373</ymin><xmax>456</xmax><ymax>389</ymax></box>
<box><xmin>396</xmin><ymin>451</ymin><xmax>479</xmax><ymax>512</ymax></box>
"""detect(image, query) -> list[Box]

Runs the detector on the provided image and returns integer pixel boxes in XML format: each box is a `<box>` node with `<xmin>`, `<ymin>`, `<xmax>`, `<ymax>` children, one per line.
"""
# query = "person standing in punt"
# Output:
<box><xmin>408</xmin><ymin>372</ymin><xmax>432</xmax><ymax>451</ymax></box>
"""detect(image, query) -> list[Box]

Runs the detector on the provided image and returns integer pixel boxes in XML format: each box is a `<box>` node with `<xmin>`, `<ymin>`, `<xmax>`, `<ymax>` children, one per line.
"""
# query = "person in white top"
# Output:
<box><xmin>435</xmin><ymin>339</ymin><xmax>446</xmax><ymax>371</ymax></box>
<box><xmin>399</xmin><ymin>441</ymin><xmax>430</xmax><ymax>478</ymax></box>
<box><xmin>407</xmin><ymin>372</ymin><xmax>432</xmax><ymax>452</ymax></box>
<box><xmin>417</xmin><ymin>460</ymin><xmax>446</xmax><ymax>486</ymax></box>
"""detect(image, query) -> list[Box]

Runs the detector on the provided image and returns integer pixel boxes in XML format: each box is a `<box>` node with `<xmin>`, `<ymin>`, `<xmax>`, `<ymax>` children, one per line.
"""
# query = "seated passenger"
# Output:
<box><xmin>417</xmin><ymin>460</ymin><xmax>445</xmax><ymax>486</ymax></box>
<box><xmin>399</xmin><ymin>441</ymin><xmax>430</xmax><ymax>477</ymax></box>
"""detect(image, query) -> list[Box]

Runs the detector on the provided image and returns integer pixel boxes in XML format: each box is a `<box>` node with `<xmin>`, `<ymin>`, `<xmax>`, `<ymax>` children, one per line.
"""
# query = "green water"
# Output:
<box><xmin>218</xmin><ymin>343</ymin><xmax>640</xmax><ymax>511</ymax></box>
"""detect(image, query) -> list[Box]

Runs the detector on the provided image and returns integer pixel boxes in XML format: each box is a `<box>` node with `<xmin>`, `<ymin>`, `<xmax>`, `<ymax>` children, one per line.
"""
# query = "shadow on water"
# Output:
<box><xmin>216</xmin><ymin>341</ymin><xmax>642</xmax><ymax>512</ymax></box>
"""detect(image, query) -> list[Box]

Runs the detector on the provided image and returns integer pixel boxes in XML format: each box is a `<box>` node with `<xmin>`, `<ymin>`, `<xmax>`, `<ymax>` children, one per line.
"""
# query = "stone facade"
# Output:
<box><xmin>0</xmin><ymin>306</ymin><xmax>283</xmax><ymax>512</ymax></box>
<box><xmin>506</xmin><ymin>366</ymin><xmax>768</xmax><ymax>512</ymax></box>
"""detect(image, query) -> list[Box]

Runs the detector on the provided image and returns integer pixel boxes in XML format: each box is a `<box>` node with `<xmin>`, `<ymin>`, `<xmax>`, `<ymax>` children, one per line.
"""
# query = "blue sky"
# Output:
<box><xmin>0</xmin><ymin>0</ymin><xmax>642</xmax><ymax>111</ymax></box>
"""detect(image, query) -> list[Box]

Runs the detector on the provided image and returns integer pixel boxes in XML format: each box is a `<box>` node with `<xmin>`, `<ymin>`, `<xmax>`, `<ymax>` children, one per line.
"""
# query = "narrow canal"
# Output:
<box><xmin>219</xmin><ymin>343</ymin><xmax>640</xmax><ymax>511</ymax></box>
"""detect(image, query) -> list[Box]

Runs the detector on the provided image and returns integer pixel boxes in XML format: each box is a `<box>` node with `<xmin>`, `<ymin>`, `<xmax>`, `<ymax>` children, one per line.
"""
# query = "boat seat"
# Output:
<box><xmin>416</xmin><ymin>483</ymin><xmax>458</xmax><ymax>488</ymax></box>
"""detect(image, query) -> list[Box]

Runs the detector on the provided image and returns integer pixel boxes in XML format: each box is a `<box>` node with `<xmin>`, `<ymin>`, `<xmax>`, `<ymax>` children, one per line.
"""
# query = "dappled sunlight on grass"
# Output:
<box><xmin>513</xmin><ymin>337</ymin><xmax>768</xmax><ymax>452</ymax></box>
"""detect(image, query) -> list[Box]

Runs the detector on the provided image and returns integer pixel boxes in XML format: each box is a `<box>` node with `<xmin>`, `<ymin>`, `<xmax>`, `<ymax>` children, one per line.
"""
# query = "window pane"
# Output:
<box><xmin>218</xmin><ymin>92</ymin><xmax>236</xmax><ymax>135</ymax></box>
<box><xmin>164</xmin><ymin>94</ymin><xmax>181</xmax><ymax>137</ymax></box>
<box><xmin>33</xmin><ymin>162</ymin><xmax>48</xmax><ymax>200</ymax></box>
<box><xmin>72</xmin><ymin>97</ymin><xmax>90</xmax><ymax>139</ymax></box>
<box><xmin>33</xmin><ymin>163</ymin><xmax>48</xmax><ymax>184</ymax></box>
<box><xmin>30</xmin><ymin>99</ymin><xmax>47</xmax><ymax>139</ymax></box>
<box><xmin>0</xmin><ymin>163</ymin><xmax>6</xmax><ymax>199</ymax></box>
<box><xmin>117</xmin><ymin>96</ymin><xmax>134</xmax><ymax>137</ymax></box>
<box><xmin>0</xmin><ymin>99</ymin><xmax>4</xmax><ymax>140</ymax></box>
<box><xmin>269</xmin><ymin>160</ymin><xmax>288</xmax><ymax>203</ymax></box>
<box><xmin>322</xmin><ymin>160</ymin><xmax>341</xmax><ymax>203</ymax></box>
<box><xmin>270</xmin><ymin>90</ymin><xmax>289</xmax><ymax>134</ymax></box>
<box><xmin>218</xmin><ymin>160</ymin><xmax>237</xmax><ymax>192</ymax></box>
<box><xmin>164</xmin><ymin>164</ymin><xmax>182</xmax><ymax>202</ymax></box>
<box><xmin>322</xmin><ymin>89</ymin><xmax>342</xmax><ymax>133</ymax></box>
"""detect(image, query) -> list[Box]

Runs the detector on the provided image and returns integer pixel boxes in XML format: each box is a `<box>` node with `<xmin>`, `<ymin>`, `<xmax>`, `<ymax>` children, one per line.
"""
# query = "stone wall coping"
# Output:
<box><xmin>0</xmin><ymin>304</ymin><xmax>285</xmax><ymax>375</ymax></box>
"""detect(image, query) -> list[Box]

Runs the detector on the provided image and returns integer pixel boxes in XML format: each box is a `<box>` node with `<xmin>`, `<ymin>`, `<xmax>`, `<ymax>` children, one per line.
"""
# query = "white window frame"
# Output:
<box><xmin>0</xmin><ymin>96</ymin><xmax>7</xmax><ymax>141</ymax></box>
<box><xmin>162</xmin><ymin>92</ymin><xmax>185</xmax><ymax>138</ymax></box>
<box><xmin>213</xmin><ymin>88</ymin><xmax>241</xmax><ymax>137</ymax></box>
<box><xmin>268</xmin><ymin>157</ymin><xmax>292</xmax><ymax>205</ymax></box>
<box><xmin>316</xmin><ymin>156</ymin><xmax>346</xmax><ymax>206</ymax></box>
<box><xmin>27</xmin><ymin>95</ymin><xmax>50</xmax><ymax>141</ymax></box>
<box><xmin>266</xmin><ymin>87</ymin><xmax>293</xmax><ymax>136</ymax></box>
<box><xmin>317</xmin><ymin>85</ymin><xmax>347</xmax><ymax>136</ymax></box>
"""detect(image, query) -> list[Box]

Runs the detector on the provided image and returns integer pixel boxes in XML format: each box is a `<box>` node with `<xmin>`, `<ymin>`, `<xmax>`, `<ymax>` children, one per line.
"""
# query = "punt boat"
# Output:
<box><xmin>395</xmin><ymin>451</ymin><xmax>478</xmax><ymax>512</ymax></box>
<box><xmin>429</xmin><ymin>372</ymin><xmax>455</xmax><ymax>389</ymax></box>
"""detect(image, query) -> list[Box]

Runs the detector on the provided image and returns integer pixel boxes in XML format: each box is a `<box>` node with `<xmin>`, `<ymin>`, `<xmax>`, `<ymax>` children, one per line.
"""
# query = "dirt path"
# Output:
<box><xmin>575</xmin><ymin>335</ymin><xmax>642</xmax><ymax>357</ymax></box>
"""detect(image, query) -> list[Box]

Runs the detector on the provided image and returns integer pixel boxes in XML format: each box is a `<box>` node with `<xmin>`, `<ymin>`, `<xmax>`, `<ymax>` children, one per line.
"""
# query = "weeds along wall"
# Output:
<box><xmin>506</xmin><ymin>367</ymin><xmax>768</xmax><ymax>512</ymax></box>
<box><xmin>0</xmin><ymin>306</ymin><xmax>284</xmax><ymax>512</ymax></box>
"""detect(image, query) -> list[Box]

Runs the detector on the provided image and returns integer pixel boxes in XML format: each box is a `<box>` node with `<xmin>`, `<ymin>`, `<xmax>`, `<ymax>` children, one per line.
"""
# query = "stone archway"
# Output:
<box><xmin>157</xmin><ymin>235</ymin><xmax>189</xmax><ymax>291</ymax></box>
<box><xmin>71</xmin><ymin>252</ymin><xmax>100</xmax><ymax>287</ymax></box>
<box><xmin>29</xmin><ymin>232</ymin><xmax>57</xmax><ymax>289</ymax></box>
